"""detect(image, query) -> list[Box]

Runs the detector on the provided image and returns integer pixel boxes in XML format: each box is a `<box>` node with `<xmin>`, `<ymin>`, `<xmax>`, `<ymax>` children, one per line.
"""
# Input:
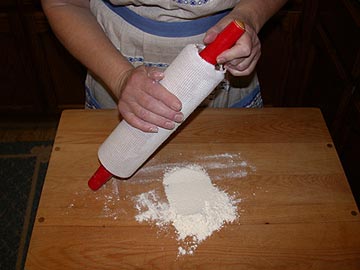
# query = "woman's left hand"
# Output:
<box><xmin>203</xmin><ymin>20</ymin><xmax>261</xmax><ymax>76</ymax></box>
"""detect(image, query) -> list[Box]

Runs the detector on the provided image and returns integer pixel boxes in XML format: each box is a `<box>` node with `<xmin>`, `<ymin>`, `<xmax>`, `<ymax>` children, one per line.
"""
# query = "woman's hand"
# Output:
<box><xmin>117</xmin><ymin>66</ymin><xmax>184</xmax><ymax>133</ymax></box>
<box><xmin>203</xmin><ymin>20</ymin><xmax>261</xmax><ymax>76</ymax></box>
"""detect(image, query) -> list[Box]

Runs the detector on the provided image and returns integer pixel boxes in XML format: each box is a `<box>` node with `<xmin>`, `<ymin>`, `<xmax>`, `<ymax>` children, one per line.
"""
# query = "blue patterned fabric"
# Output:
<box><xmin>126</xmin><ymin>56</ymin><xmax>169</xmax><ymax>68</ymax></box>
<box><xmin>230</xmin><ymin>85</ymin><xmax>263</xmax><ymax>108</ymax></box>
<box><xmin>173</xmin><ymin>0</ymin><xmax>210</xmax><ymax>5</ymax></box>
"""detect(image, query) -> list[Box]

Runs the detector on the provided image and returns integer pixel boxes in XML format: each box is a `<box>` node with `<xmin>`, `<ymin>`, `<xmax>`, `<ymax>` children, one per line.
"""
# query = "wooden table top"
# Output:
<box><xmin>25</xmin><ymin>108</ymin><xmax>360</xmax><ymax>270</ymax></box>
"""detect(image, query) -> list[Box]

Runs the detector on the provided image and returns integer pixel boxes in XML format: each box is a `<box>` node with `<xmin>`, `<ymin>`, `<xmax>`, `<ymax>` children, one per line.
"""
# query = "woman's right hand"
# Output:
<box><xmin>117</xmin><ymin>66</ymin><xmax>184</xmax><ymax>133</ymax></box>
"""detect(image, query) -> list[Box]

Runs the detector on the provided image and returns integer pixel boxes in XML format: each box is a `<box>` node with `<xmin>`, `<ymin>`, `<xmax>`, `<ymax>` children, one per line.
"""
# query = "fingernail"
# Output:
<box><xmin>148</xmin><ymin>70</ymin><xmax>164</xmax><ymax>82</ymax></box>
<box><xmin>165</xmin><ymin>121</ymin><xmax>175</xmax><ymax>129</ymax></box>
<box><xmin>149</xmin><ymin>126</ymin><xmax>159</xmax><ymax>133</ymax></box>
<box><xmin>171</xmin><ymin>102</ymin><xmax>182</xmax><ymax>111</ymax></box>
<box><xmin>217</xmin><ymin>57</ymin><xmax>225</xmax><ymax>64</ymax></box>
<box><xmin>174</xmin><ymin>113</ymin><xmax>184</xmax><ymax>123</ymax></box>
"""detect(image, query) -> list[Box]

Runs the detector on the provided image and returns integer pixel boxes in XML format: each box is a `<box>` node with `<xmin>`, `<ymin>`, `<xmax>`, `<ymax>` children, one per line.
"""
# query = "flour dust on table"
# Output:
<box><xmin>64</xmin><ymin>152</ymin><xmax>256</xmax><ymax>256</ymax></box>
<box><xmin>137</xmin><ymin>152</ymin><xmax>256</xmax><ymax>182</ymax></box>
<box><xmin>134</xmin><ymin>165</ymin><xmax>239</xmax><ymax>256</ymax></box>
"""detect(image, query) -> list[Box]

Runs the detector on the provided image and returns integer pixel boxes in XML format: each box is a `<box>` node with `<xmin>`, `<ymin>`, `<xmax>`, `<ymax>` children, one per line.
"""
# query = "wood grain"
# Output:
<box><xmin>25</xmin><ymin>108</ymin><xmax>360</xmax><ymax>270</ymax></box>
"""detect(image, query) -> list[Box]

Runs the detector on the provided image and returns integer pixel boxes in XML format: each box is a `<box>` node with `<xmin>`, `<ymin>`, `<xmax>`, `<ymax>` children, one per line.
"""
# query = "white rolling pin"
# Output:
<box><xmin>88</xmin><ymin>20</ymin><xmax>245</xmax><ymax>190</ymax></box>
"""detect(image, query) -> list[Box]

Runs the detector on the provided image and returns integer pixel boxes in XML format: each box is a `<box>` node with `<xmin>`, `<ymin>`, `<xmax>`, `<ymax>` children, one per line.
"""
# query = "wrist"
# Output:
<box><xmin>111</xmin><ymin>67</ymin><xmax>134</xmax><ymax>99</ymax></box>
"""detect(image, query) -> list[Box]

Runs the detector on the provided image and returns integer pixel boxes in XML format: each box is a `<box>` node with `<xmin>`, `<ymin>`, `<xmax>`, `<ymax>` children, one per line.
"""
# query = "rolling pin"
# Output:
<box><xmin>88</xmin><ymin>20</ymin><xmax>245</xmax><ymax>191</ymax></box>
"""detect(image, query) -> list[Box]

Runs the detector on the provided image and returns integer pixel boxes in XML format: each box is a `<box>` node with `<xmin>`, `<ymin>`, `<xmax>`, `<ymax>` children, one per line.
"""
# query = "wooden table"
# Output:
<box><xmin>25</xmin><ymin>108</ymin><xmax>360</xmax><ymax>269</ymax></box>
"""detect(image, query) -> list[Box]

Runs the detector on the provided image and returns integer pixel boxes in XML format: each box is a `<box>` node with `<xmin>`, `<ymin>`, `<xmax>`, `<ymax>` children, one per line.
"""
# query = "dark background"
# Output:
<box><xmin>1</xmin><ymin>0</ymin><xmax>359</xmax><ymax>206</ymax></box>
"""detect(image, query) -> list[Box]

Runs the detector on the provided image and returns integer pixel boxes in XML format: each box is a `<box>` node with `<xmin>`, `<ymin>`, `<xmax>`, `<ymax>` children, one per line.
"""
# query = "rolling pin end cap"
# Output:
<box><xmin>88</xmin><ymin>164</ymin><xmax>113</xmax><ymax>191</ymax></box>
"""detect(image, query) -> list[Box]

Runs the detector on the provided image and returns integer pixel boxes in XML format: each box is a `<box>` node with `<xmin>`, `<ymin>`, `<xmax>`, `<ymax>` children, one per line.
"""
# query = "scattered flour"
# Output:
<box><xmin>65</xmin><ymin>179</ymin><xmax>127</xmax><ymax>219</ymax></box>
<box><xmin>135</xmin><ymin>152</ymin><xmax>255</xmax><ymax>182</ymax></box>
<box><xmin>134</xmin><ymin>190</ymin><xmax>171</xmax><ymax>226</ymax></box>
<box><xmin>134</xmin><ymin>165</ymin><xmax>238</xmax><ymax>255</ymax></box>
<box><xmin>65</xmin><ymin>152</ymin><xmax>257</xmax><ymax>256</ymax></box>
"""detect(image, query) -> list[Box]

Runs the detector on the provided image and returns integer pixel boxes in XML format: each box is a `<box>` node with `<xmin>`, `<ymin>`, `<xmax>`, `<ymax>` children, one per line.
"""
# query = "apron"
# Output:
<box><xmin>85</xmin><ymin>0</ymin><xmax>262</xmax><ymax>109</ymax></box>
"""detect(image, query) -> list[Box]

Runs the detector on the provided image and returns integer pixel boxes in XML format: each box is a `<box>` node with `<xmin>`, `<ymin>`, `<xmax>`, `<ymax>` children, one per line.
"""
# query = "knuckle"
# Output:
<box><xmin>121</xmin><ymin>112</ymin><xmax>134</xmax><ymax>124</ymax></box>
<box><xmin>137</xmin><ymin>107</ymin><xmax>149</xmax><ymax>120</ymax></box>
<box><xmin>242</xmin><ymin>46</ymin><xmax>251</xmax><ymax>57</ymax></box>
<box><xmin>142</xmin><ymin>96</ymin><xmax>154</xmax><ymax>108</ymax></box>
<box><xmin>118</xmin><ymin>101</ymin><xmax>128</xmax><ymax>115</ymax></box>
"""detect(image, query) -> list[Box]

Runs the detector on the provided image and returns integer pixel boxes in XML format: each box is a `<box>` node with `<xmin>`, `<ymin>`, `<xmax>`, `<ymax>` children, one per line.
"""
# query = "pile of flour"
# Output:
<box><xmin>134</xmin><ymin>165</ymin><xmax>238</xmax><ymax>255</ymax></box>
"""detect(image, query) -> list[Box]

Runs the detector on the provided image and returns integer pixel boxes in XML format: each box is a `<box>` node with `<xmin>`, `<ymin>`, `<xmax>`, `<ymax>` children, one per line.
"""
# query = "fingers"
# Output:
<box><xmin>214</xmin><ymin>23</ymin><xmax>261</xmax><ymax>76</ymax></box>
<box><xmin>147</xmin><ymin>74</ymin><xmax>182</xmax><ymax>111</ymax></box>
<box><xmin>118</xmin><ymin>66</ymin><xmax>184</xmax><ymax>133</ymax></box>
<box><xmin>224</xmin><ymin>42</ymin><xmax>261</xmax><ymax>76</ymax></box>
<box><xmin>119</xmin><ymin>100</ymin><xmax>182</xmax><ymax>133</ymax></box>
<box><xmin>118</xmin><ymin>102</ymin><xmax>159</xmax><ymax>133</ymax></box>
<box><xmin>226</xmin><ymin>54</ymin><xmax>260</xmax><ymax>76</ymax></box>
<box><xmin>147</xmin><ymin>67</ymin><xmax>164</xmax><ymax>82</ymax></box>
<box><xmin>203</xmin><ymin>27</ymin><xmax>220</xmax><ymax>45</ymax></box>
<box><xmin>134</xmin><ymin>89</ymin><xmax>183</xmax><ymax>127</ymax></box>
<box><xmin>203</xmin><ymin>18</ymin><xmax>233</xmax><ymax>45</ymax></box>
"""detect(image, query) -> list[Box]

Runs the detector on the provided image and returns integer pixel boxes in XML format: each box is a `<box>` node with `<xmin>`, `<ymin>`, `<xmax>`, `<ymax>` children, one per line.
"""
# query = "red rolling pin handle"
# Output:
<box><xmin>199</xmin><ymin>20</ymin><xmax>246</xmax><ymax>65</ymax></box>
<box><xmin>88</xmin><ymin>164</ymin><xmax>112</xmax><ymax>191</ymax></box>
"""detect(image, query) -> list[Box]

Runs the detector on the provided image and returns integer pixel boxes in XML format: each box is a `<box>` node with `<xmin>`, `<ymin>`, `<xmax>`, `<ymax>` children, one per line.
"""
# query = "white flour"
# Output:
<box><xmin>65</xmin><ymin>152</ymin><xmax>257</xmax><ymax>256</ymax></box>
<box><xmin>136</xmin><ymin>152</ymin><xmax>256</xmax><ymax>183</ymax></box>
<box><xmin>134</xmin><ymin>165</ymin><xmax>238</xmax><ymax>255</ymax></box>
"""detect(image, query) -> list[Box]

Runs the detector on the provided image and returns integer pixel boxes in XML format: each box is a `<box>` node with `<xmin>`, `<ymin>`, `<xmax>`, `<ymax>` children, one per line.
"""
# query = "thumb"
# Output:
<box><xmin>203</xmin><ymin>26</ymin><xmax>220</xmax><ymax>45</ymax></box>
<box><xmin>203</xmin><ymin>19</ymin><xmax>235</xmax><ymax>44</ymax></box>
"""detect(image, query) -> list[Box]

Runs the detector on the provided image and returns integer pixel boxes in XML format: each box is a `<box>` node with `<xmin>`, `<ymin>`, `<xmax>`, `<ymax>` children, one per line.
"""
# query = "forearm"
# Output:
<box><xmin>231</xmin><ymin>0</ymin><xmax>288</xmax><ymax>33</ymax></box>
<box><xmin>41</xmin><ymin>0</ymin><xmax>133</xmax><ymax>98</ymax></box>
